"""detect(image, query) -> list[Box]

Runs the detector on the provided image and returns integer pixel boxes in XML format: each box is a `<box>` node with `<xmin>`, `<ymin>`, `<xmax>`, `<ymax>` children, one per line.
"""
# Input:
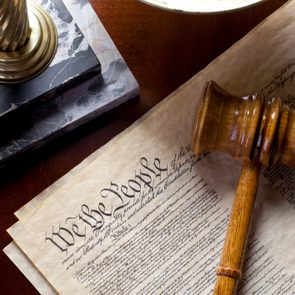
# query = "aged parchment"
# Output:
<box><xmin>5</xmin><ymin>0</ymin><xmax>295</xmax><ymax>294</ymax></box>
<box><xmin>3</xmin><ymin>242</ymin><xmax>57</xmax><ymax>294</ymax></box>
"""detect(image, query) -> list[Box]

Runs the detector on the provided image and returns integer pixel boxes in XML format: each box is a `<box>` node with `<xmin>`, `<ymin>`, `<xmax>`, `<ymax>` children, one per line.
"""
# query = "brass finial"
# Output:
<box><xmin>0</xmin><ymin>0</ymin><xmax>58</xmax><ymax>84</ymax></box>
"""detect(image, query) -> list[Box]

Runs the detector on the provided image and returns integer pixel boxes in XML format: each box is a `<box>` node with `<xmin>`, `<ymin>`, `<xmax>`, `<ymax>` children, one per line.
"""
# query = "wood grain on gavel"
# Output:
<box><xmin>192</xmin><ymin>81</ymin><xmax>295</xmax><ymax>295</ymax></box>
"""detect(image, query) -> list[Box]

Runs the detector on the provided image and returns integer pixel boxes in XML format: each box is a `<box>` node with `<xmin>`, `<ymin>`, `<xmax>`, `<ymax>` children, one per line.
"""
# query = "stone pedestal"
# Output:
<box><xmin>0</xmin><ymin>0</ymin><xmax>139</xmax><ymax>167</ymax></box>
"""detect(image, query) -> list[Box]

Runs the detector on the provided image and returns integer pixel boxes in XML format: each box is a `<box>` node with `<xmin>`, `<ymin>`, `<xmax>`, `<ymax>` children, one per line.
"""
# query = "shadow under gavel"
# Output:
<box><xmin>192</xmin><ymin>81</ymin><xmax>295</xmax><ymax>295</ymax></box>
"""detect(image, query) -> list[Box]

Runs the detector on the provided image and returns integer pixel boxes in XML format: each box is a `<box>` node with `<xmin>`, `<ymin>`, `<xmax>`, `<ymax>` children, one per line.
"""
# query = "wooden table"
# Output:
<box><xmin>0</xmin><ymin>0</ymin><xmax>288</xmax><ymax>293</ymax></box>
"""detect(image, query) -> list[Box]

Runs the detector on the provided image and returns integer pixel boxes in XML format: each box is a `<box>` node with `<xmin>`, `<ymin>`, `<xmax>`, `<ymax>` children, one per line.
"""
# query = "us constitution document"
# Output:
<box><xmin>5</xmin><ymin>0</ymin><xmax>295</xmax><ymax>294</ymax></box>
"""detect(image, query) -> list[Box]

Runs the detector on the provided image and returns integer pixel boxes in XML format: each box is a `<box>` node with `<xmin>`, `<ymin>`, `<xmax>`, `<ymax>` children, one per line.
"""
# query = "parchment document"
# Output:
<box><xmin>5</xmin><ymin>1</ymin><xmax>295</xmax><ymax>294</ymax></box>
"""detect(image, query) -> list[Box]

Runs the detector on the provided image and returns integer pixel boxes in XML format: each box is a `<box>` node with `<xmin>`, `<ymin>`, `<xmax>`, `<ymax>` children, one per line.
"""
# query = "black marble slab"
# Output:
<box><xmin>0</xmin><ymin>59</ymin><xmax>138</xmax><ymax>167</ymax></box>
<box><xmin>0</xmin><ymin>0</ymin><xmax>139</xmax><ymax>167</ymax></box>
<box><xmin>0</xmin><ymin>0</ymin><xmax>101</xmax><ymax>119</ymax></box>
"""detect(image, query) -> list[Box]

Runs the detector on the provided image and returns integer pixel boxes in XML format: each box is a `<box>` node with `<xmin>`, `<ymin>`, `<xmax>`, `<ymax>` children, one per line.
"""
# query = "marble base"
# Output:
<box><xmin>0</xmin><ymin>0</ymin><xmax>101</xmax><ymax>119</ymax></box>
<box><xmin>0</xmin><ymin>0</ymin><xmax>139</xmax><ymax>167</ymax></box>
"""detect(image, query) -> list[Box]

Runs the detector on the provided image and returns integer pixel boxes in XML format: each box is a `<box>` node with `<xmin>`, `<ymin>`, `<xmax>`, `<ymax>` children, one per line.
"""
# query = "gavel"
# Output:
<box><xmin>191</xmin><ymin>81</ymin><xmax>295</xmax><ymax>295</ymax></box>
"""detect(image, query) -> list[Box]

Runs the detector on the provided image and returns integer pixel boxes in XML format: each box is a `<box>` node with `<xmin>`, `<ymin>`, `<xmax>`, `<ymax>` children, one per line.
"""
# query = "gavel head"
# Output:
<box><xmin>192</xmin><ymin>81</ymin><xmax>295</xmax><ymax>167</ymax></box>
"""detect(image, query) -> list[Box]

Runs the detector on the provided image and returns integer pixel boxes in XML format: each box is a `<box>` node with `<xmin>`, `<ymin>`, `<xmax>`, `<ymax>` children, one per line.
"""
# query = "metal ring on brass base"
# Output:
<box><xmin>0</xmin><ymin>0</ymin><xmax>58</xmax><ymax>84</ymax></box>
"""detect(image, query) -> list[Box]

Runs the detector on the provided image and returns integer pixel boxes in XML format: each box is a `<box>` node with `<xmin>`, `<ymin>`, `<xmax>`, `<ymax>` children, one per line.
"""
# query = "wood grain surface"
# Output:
<box><xmin>0</xmin><ymin>0</ymin><xmax>288</xmax><ymax>293</ymax></box>
<box><xmin>213</xmin><ymin>160</ymin><xmax>261</xmax><ymax>295</ymax></box>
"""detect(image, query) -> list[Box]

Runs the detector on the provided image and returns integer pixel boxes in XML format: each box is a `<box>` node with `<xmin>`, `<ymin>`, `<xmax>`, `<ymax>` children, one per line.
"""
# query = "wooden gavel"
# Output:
<box><xmin>192</xmin><ymin>81</ymin><xmax>295</xmax><ymax>295</ymax></box>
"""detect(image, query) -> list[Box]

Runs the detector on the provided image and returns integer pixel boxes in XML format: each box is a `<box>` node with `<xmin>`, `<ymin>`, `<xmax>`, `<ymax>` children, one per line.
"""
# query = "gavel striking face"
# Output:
<box><xmin>193</xmin><ymin>81</ymin><xmax>295</xmax><ymax>167</ymax></box>
<box><xmin>191</xmin><ymin>81</ymin><xmax>295</xmax><ymax>295</ymax></box>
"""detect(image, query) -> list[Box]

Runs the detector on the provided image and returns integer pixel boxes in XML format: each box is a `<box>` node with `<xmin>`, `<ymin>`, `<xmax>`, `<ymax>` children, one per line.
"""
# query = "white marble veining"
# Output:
<box><xmin>0</xmin><ymin>0</ymin><xmax>139</xmax><ymax>166</ymax></box>
<box><xmin>35</xmin><ymin>0</ymin><xmax>89</xmax><ymax>67</ymax></box>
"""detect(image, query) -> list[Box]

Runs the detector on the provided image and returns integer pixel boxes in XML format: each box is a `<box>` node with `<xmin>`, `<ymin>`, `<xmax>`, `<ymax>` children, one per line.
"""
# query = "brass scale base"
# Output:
<box><xmin>0</xmin><ymin>0</ymin><xmax>57</xmax><ymax>84</ymax></box>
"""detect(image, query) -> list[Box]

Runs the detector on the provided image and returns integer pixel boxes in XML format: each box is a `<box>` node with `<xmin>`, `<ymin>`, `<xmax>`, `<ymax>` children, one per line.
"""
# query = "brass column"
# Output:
<box><xmin>0</xmin><ymin>0</ymin><xmax>58</xmax><ymax>84</ymax></box>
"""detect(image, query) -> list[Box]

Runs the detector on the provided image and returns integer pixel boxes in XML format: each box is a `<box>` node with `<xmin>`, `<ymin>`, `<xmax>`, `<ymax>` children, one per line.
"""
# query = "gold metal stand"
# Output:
<box><xmin>0</xmin><ymin>0</ymin><xmax>57</xmax><ymax>84</ymax></box>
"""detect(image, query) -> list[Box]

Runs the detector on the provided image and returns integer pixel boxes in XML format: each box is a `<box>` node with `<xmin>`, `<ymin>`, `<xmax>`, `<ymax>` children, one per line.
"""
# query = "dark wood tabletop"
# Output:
<box><xmin>0</xmin><ymin>0</ymin><xmax>288</xmax><ymax>293</ymax></box>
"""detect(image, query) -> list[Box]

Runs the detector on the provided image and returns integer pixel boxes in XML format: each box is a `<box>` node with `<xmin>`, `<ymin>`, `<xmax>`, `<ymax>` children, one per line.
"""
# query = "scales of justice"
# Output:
<box><xmin>0</xmin><ymin>0</ymin><xmax>102</xmax><ymax>166</ymax></box>
<box><xmin>0</xmin><ymin>0</ymin><xmax>57</xmax><ymax>84</ymax></box>
<box><xmin>2</xmin><ymin>1</ymin><xmax>294</xmax><ymax>295</ymax></box>
<box><xmin>0</xmin><ymin>0</ymin><xmax>100</xmax><ymax>87</ymax></box>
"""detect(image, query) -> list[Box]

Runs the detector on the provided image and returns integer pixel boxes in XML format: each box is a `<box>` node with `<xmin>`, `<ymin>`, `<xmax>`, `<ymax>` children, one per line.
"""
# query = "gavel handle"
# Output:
<box><xmin>213</xmin><ymin>160</ymin><xmax>261</xmax><ymax>295</ymax></box>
